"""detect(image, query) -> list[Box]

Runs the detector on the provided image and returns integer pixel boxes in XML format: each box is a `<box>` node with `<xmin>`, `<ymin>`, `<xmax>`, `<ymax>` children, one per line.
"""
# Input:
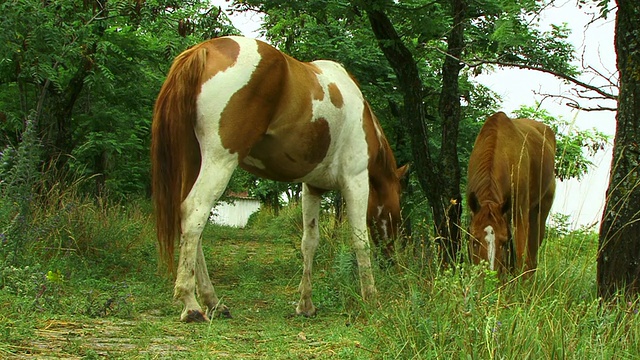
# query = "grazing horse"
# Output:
<box><xmin>151</xmin><ymin>36</ymin><xmax>407</xmax><ymax>322</ymax></box>
<box><xmin>466</xmin><ymin>112</ymin><xmax>556</xmax><ymax>276</ymax></box>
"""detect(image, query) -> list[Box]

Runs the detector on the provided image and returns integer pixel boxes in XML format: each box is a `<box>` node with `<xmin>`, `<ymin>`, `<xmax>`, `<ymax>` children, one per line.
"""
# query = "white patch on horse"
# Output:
<box><xmin>380</xmin><ymin>219</ymin><xmax>388</xmax><ymax>239</ymax></box>
<box><xmin>294</xmin><ymin>60</ymin><xmax>369</xmax><ymax>191</ymax></box>
<box><xmin>484</xmin><ymin>225</ymin><xmax>496</xmax><ymax>270</ymax></box>
<box><xmin>197</xmin><ymin>36</ymin><xmax>261</xmax><ymax>157</ymax></box>
<box><xmin>243</xmin><ymin>156</ymin><xmax>266</xmax><ymax>169</ymax></box>
<box><xmin>186</xmin><ymin>36</ymin><xmax>261</xmax><ymax>223</ymax></box>
<box><xmin>377</xmin><ymin>205</ymin><xmax>384</xmax><ymax>217</ymax></box>
<box><xmin>173</xmin><ymin>37</ymin><xmax>262</xmax><ymax>315</ymax></box>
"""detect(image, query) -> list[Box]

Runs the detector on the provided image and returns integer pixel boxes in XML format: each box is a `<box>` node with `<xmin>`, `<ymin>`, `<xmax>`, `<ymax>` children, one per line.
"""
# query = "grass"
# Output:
<box><xmin>1</xmin><ymin>195</ymin><xmax>639</xmax><ymax>359</ymax></box>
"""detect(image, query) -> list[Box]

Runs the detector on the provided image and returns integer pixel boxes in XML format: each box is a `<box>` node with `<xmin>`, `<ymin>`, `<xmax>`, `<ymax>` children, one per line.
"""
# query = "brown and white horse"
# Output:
<box><xmin>466</xmin><ymin>112</ymin><xmax>556</xmax><ymax>276</ymax></box>
<box><xmin>151</xmin><ymin>36</ymin><xmax>407</xmax><ymax>322</ymax></box>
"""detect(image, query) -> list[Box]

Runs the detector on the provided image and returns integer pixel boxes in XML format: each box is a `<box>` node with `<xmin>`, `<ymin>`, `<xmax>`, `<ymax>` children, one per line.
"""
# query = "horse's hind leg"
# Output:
<box><xmin>195</xmin><ymin>236</ymin><xmax>231</xmax><ymax>318</ymax></box>
<box><xmin>527</xmin><ymin>204</ymin><xmax>541</xmax><ymax>271</ymax></box>
<box><xmin>297</xmin><ymin>184</ymin><xmax>322</xmax><ymax>317</ymax></box>
<box><xmin>528</xmin><ymin>186</ymin><xmax>555</xmax><ymax>271</ymax></box>
<box><xmin>176</xmin><ymin>155</ymin><xmax>236</xmax><ymax>322</ymax></box>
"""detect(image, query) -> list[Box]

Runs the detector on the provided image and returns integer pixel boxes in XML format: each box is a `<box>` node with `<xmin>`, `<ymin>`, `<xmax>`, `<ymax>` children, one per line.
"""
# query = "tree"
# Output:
<box><xmin>364</xmin><ymin>0</ymin><xmax>465</xmax><ymax>263</ymax></box>
<box><xmin>0</xmin><ymin>0</ymin><xmax>239</xmax><ymax>197</ymax></box>
<box><xmin>228</xmin><ymin>0</ymin><xmax>607</xmax><ymax>264</ymax></box>
<box><xmin>597</xmin><ymin>0</ymin><xmax>640</xmax><ymax>299</ymax></box>
<box><xmin>362</xmin><ymin>0</ymin><xmax>584</xmax><ymax>264</ymax></box>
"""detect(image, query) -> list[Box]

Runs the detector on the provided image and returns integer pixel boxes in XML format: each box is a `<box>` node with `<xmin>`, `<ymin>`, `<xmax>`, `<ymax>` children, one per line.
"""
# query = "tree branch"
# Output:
<box><xmin>567</xmin><ymin>103</ymin><xmax>618</xmax><ymax>111</ymax></box>
<box><xmin>432</xmin><ymin>44</ymin><xmax>619</xmax><ymax>112</ymax></box>
<box><xmin>431</xmin><ymin>43</ymin><xmax>618</xmax><ymax>102</ymax></box>
<box><xmin>468</xmin><ymin>58</ymin><xmax>618</xmax><ymax>101</ymax></box>
<box><xmin>536</xmin><ymin>91</ymin><xmax>617</xmax><ymax>112</ymax></box>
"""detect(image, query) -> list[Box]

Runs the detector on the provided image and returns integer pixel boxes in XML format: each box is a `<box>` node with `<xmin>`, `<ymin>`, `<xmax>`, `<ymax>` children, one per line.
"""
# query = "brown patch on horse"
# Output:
<box><xmin>328</xmin><ymin>82</ymin><xmax>344</xmax><ymax>108</ymax></box>
<box><xmin>214</xmin><ymin>40</ymin><xmax>329</xmax><ymax>181</ymax></box>
<box><xmin>201</xmin><ymin>38</ymin><xmax>240</xmax><ymax>83</ymax></box>
<box><xmin>217</xmin><ymin>41</ymin><xmax>287</xmax><ymax>160</ymax></box>
<box><xmin>241</xmin><ymin>117</ymin><xmax>331</xmax><ymax>181</ymax></box>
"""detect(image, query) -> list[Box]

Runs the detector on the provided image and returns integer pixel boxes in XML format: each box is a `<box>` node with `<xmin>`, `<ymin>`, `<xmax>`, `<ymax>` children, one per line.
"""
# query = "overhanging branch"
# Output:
<box><xmin>434</xmin><ymin>47</ymin><xmax>618</xmax><ymax>102</ymax></box>
<box><xmin>470</xmin><ymin>59</ymin><xmax>618</xmax><ymax>101</ymax></box>
<box><xmin>537</xmin><ymin>91</ymin><xmax>617</xmax><ymax>112</ymax></box>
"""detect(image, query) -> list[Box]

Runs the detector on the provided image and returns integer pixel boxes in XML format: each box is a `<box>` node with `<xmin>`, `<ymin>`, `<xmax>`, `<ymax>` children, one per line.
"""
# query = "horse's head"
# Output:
<box><xmin>367</xmin><ymin>164</ymin><xmax>409</xmax><ymax>258</ymax></box>
<box><xmin>468</xmin><ymin>192</ymin><xmax>512</xmax><ymax>273</ymax></box>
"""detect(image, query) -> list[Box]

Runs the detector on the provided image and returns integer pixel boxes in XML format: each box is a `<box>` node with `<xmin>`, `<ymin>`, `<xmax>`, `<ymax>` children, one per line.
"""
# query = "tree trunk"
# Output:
<box><xmin>436</xmin><ymin>0</ymin><xmax>466</xmax><ymax>265</ymax></box>
<box><xmin>597</xmin><ymin>0</ymin><xmax>640</xmax><ymax>299</ymax></box>
<box><xmin>365</xmin><ymin>3</ymin><xmax>465</xmax><ymax>265</ymax></box>
<box><xmin>365</xmin><ymin>9</ymin><xmax>436</xmax><ymax>195</ymax></box>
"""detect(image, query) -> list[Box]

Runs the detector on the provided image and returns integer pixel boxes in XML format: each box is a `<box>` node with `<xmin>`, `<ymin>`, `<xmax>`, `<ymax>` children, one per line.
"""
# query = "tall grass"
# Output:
<box><xmin>357</xmin><ymin>220</ymin><xmax>639</xmax><ymax>359</ymax></box>
<box><xmin>222</xmin><ymin>203</ymin><xmax>639</xmax><ymax>360</ymax></box>
<box><xmin>1</xmin><ymin>174</ymin><xmax>638</xmax><ymax>358</ymax></box>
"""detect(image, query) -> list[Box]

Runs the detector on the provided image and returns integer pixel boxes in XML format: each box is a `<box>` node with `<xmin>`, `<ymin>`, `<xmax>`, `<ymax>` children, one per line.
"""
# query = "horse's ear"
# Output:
<box><xmin>469</xmin><ymin>192</ymin><xmax>480</xmax><ymax>213</ymax></box>
<box><xmin>396</xmin><ymin>164</ymin><xmax>410</xmax><ymax>180</ymax></box>
<box><xmin>501</xmin><ymin>196</ymin><xmax>511</xmax><ymax>214</ymax></box>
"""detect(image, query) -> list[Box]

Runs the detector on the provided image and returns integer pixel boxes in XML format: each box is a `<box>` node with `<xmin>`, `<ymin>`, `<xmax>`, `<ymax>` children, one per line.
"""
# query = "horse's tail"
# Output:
<box><xmin>151</xmin><ymin>44</ymin><xmax>207</xmax><ymax>275</ymax></box>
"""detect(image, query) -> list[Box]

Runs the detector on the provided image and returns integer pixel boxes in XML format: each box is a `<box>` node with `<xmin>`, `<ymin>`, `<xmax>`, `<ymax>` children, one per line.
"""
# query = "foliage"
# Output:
<box><xmin>0</xmin><ymin>0</ymin><xmax>628</xmax><ymax>357</ymax></box>
<box><xmin>467</xmin><ymin>4</ymin><xmax>579</xmax><ymax>76</ymax></box>
<box><xmin>227</xmin><ymin>0</ymin><xmax>601</xmax><ymax>230</ymax></box>
<box><xmin>0</xmin><ymin>0</ymin><xmax>240</xmax><ymax>199</ymax></box>
<box><xmin>0</xmin><ymin>114</ymin><xmax>42</xmax><ymax>265</ymax></box>
<box><xmin>1</xmin><ymin>0</ymin><xmax>606</xmax><ymax>227</ymax></box>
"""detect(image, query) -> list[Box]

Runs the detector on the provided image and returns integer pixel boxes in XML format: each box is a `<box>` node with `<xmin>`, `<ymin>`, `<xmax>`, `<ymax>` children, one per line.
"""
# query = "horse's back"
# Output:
<box><xmin>196</xmin><ymin>36</ymin><xmax>369</xmax><ymax>189</ymax></box>
<box><xmin>478</xmin><ymin>113</ymin><xmax>555</xmax><ymax>168</ymax></box>
<box><xmin>512</xmin><ymin>118</ymin><xmax>556</xmax><ymax>198</ymax></box>
<box><xmin>467</xmin><ymin>112</ymin><xmax>556</xmax><ymax>200</ymax></box>
<box><xmin>512</xmin><ymin>118</ymin><xmax>556</xmax><ymax>151</ymax></box>
<box><xmin>467</xmin><ymin>112</ymin><xmax>515</xmax><ymax>200</ymax></box>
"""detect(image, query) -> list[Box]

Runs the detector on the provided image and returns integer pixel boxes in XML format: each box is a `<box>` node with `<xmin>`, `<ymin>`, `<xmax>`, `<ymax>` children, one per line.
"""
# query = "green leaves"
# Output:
<box><xmin>0</xmin><ymin>0</ymin><xmax>242</xmax><ymax>198</ymax></box>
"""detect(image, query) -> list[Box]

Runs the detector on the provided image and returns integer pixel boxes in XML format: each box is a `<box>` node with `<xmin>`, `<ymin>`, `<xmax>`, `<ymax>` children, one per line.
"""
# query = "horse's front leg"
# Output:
<box><xmin>343</xmin><ymin>172</ymin><xmax>377</xmax><ymax>301</ymax></box>
<box><xmin>296</xmin><ymin>184</ymin><xmax>322</xmax><ymax>317</ymax></box>
<box><xmin>513</xmin><ymin>208</ymin><xmax>532</xmax><ymax>277</ymax></box>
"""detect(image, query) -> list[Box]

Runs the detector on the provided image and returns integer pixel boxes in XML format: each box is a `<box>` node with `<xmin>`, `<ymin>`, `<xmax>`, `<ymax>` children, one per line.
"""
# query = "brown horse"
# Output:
<box><xmin>151</xmin><ymin>36</ymin><xmax>407</xmax><ymax>322</ymax></box>
<box><xmin>466</xmin><ymin>112</ymin><xmax>556</xmax><ymax>276</ymax></box>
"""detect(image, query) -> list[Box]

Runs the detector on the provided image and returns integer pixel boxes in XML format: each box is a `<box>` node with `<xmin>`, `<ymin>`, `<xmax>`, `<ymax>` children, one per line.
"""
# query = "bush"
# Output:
<box><xmin>1</xmin><ymin>135</ymin><xmax>157</xmax><ymax>318</ymax></box>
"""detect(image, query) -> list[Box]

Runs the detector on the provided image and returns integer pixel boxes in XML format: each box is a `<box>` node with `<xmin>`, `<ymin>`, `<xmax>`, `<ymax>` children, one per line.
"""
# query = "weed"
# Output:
<box><xmin>84</xmin><ymin>281</ymin><xmax>135</xmax><ymax>319</ymax></box>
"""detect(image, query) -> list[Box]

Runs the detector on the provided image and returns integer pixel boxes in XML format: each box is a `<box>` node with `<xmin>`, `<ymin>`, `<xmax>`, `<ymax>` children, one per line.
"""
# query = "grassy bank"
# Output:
<box><xmin>1</xmin><ymin>194</ymin><xmax>638</xmax><ymax>359</ymax></box>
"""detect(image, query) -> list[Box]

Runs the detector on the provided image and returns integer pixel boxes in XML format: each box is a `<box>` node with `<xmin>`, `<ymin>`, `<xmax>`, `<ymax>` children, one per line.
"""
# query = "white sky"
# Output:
<box><xmin>212</xmin><ymin>0</ymin><xmax>618</xmax><ymax>229</ymax></box>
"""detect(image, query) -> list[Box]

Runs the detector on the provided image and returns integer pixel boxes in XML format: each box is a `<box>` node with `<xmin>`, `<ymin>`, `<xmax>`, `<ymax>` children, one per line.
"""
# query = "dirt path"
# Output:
<box><xmin>10</xmin><ymin>315</ymin><xmax>188</xmax><ymax>359</ymax></box>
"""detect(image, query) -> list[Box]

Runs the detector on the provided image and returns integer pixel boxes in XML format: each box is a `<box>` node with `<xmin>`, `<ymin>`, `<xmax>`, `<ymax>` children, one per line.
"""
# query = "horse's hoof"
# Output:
<box><xmin>210</xmin><ymin>304</ymin><xmax>232</xmax><ymax>319</ymax></box>
<box><xmin>183</xmin><ymin>309</ymin><xmax>209</xmax><ymax>323</ymax></box>
<box><xmin>295</xmin><ymin>306</ymin><xmax>317</xmax><ymax>318</ymax></box>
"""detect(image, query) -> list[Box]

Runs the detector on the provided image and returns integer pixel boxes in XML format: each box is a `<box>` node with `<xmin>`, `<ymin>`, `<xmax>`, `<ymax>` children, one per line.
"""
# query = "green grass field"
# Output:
<box><xmin>1</xmin><ymin>198</ymin><xmax>638</xmax><ymax>359</ymax></box>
